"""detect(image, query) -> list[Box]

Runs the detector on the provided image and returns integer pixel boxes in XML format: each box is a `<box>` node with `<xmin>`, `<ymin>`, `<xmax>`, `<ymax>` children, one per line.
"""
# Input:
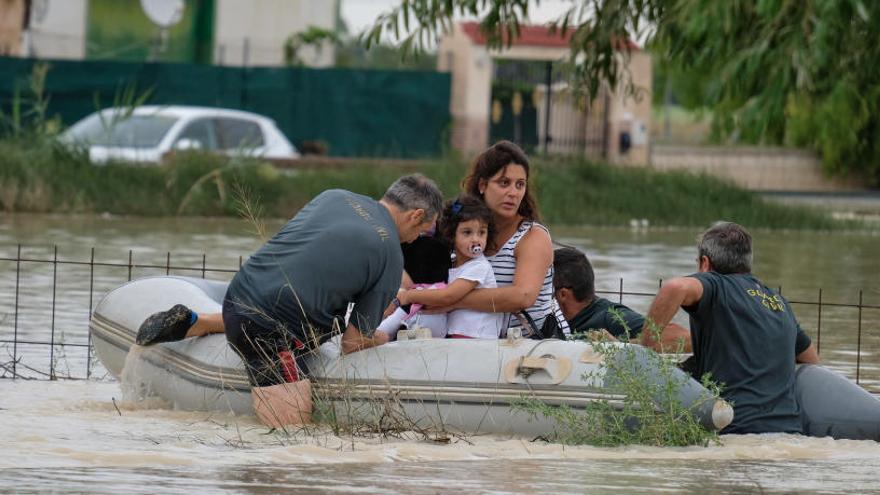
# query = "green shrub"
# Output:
<box><xmin>513</xmin><ymin>311</ymin><xmax>723</xmax><ymax>447</ymax></box>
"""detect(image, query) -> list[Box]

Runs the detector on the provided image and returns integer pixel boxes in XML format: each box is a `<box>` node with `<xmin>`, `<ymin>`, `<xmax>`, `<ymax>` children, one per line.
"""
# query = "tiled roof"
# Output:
<box><xmin>460</xmin><ymin>21</ymin><xmax>638</xmax><ymax>50</ymax></box>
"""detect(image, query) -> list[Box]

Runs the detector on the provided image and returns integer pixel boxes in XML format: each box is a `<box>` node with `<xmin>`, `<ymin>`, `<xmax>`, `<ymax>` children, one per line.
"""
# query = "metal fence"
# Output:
<box><xmin>1</xmin><ymin>246</ymin><xmax>878</xmax><ymax>393</ymax></box>
<box><xmin>491</xmin><ymin>59</ymin><xmax>609</xmax><ymax>158</ymax></box>
<box><xmin>0</xmin><ymin>245</ymin><xmax>240</xmax><ymax>381</ymax></box>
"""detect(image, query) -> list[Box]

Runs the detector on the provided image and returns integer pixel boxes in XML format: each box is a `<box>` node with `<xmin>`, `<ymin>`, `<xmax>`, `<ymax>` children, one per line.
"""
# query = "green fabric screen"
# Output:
<box><xmin>0</xmin><ymin>57</ymin><xmax>451</xmax><ymax>158</ymax></box>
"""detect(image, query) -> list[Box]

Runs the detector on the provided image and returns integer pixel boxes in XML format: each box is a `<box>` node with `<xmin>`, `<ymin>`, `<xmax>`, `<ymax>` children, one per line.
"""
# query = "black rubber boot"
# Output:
<box><xmin>135</xmin><ymin>304</ymin><xmax>194</xmax><ymax>346</ymax></box>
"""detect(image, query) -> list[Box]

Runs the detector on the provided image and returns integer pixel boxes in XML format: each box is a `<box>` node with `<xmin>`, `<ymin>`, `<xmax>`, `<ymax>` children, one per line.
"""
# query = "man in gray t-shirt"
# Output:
<box><xmin>643</xmin><ymin>222</ymin><xmax>820</xmax><ymax>434</ymax></box>
<box><xmin>226</xmin><ymin>188</ymin><xmax>407</xmax><ymax>346</ymax></box>
<box><xmin>136</xmin><ymin>174</ymin><xmax>443</xmax><ymax>428</ymax></box>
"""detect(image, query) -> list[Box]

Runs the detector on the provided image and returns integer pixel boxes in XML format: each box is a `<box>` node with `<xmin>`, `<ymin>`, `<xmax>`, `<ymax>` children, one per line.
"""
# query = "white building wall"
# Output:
<box><xmin>439</xmin><ymin>23</ymin><xmax>653</xmax><ymax>163</ymax></box>
<box><xmin>15</xmin><ymin>0</ymin><xmax>336</xmax><ymax>66</ymax></box>
<box><xmin>25</xmin><ymin>0</ymin><xmax>88</xmax><ymax>59</ymax></box>
<box><xmin>438</xmin><ymin>23</ymin><xmax>492</xmax><ymax>152</ymax></box>
<box><xmin>214</xmin><ymin>0</ymin><xmax>337</xmax><ymax>67</ymax></box>
<box><xmin>606</xmin><ymin>51</ymin><xmax>652</xmax><ymax>165</ymax></box>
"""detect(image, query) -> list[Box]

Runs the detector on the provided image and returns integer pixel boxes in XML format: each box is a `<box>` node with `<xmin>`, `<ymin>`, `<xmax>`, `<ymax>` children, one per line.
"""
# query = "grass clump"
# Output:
<box><xmin>0</xmin><ymin>136</ymin><xmax>858</xmax><ymax>230</ymax></box>
<box><xmin>514</xmin><ymin>313</ymin><xmax>723</xmax><ymax>447</ymax></box>
<box><xmin>310</xmin><ymin>378</ymin><xmax>461</xmax><ymax>444</ymax></box>
<box><xmin>535</xmin><ymin>156</ymin><xmax>845</xmax><ymax>230</ymax></box>
<box><xmin>0</xmin><ymin>145</ymin><xmax>288</xmax><ymax>216</ymax></box>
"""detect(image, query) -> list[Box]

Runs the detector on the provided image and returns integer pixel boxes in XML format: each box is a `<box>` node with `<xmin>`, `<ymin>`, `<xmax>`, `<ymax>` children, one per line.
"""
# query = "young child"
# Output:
<box><xmin>383</xmin><ymin>194</ymin><xmax>505</xmax><ymax>339</ymax></box>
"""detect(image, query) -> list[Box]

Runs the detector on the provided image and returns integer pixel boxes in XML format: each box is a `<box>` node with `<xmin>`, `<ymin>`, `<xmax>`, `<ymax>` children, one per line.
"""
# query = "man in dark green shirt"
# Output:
<box><xmin>541</xmin><ymin>247</ymin><xmax>690</xmax><ymax>352</ymax></box>
<box><xmin>643</xmin><ymin>222</ymin><xmax>820</xmax><ymax>434</ymax></box>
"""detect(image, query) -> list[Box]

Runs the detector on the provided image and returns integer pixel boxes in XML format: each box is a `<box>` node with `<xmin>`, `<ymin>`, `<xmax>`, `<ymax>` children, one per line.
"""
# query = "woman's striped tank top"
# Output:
<box><xmin>487</xmin><ymin>221</ymin><xmax>565</xmax><ymax>337</ymax></box>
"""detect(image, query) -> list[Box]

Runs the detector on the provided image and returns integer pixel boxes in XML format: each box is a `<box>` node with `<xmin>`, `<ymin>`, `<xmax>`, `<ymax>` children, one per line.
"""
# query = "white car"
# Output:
<box><xmin>61</xmin><ymin>105</ymin><xmax>300</xmax><ymax>164</ymax></box>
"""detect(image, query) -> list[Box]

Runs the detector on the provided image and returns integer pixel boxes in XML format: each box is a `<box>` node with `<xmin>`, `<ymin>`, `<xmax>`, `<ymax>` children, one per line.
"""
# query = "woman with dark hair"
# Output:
<box><xmin>452</xmin><ymin>140</ymin><xmax>563</xmax><ymax>337</ymax></box>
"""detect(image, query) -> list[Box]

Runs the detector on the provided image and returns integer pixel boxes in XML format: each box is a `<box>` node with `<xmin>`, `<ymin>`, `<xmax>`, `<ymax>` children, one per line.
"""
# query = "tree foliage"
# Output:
<box><xmin>370</xmin><ymin>0</ymin><xmax>880</xmax><ymax>183</ymax></box>
<box><xmin>284</xmin><ymin>26</ymin><xmax>339</xmax><ymax>66</ymax></box>
<box><xmin>335</xmin><ymin>42</ymin><xmax>437</xmax><ymax>71</ymax></box>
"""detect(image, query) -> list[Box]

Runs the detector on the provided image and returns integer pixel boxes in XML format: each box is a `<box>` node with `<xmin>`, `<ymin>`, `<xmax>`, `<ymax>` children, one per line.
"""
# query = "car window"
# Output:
<box><xmin>176</xmin><ymin>119</ymin><xmax>216</xmax><ymax>150</ymax></box>
<box><xmin>65</xmin><ymin>112</ymin><xmax>178</xmax><ymax>149</ymax></box>
<box><xmin>214</xmin><ymin>118</ymin><xmax>265</xmax><ymax>150</ymax></box>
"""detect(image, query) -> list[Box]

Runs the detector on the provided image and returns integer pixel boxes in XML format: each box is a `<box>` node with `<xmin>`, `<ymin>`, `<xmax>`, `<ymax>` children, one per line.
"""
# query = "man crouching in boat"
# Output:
<box><xmin>134</xmin><ymin>174</ymin><xmax>443</xmax><ymax>427</ymax></box>
<box><xmin>540</xmin><ymin>247</ymin><xmax>691</xmax><ymax>351</ymax></box>
<box><xmin>642</xmin><ymin>221</ymin><xmax>820</xmax><ymax>435</ymax></box>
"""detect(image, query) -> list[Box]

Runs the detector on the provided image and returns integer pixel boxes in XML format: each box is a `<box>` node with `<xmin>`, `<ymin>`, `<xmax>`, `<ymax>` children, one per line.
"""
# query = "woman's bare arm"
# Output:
<box><xmin>399</xmin><ymin>278</ymin><xmax>478</xmax><ymax>307</ymax></box>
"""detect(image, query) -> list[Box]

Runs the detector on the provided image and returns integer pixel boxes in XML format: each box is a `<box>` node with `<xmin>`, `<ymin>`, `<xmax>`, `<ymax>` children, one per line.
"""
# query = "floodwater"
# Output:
<box><xmin>4</xmin><ymin>379</ymin><xmax>880</xmax><ymax>494</ymax></box>
<box><xmin>1</xmin><ymin>213</ymin><xmax>879</xmax><ymax>493</ymax></box>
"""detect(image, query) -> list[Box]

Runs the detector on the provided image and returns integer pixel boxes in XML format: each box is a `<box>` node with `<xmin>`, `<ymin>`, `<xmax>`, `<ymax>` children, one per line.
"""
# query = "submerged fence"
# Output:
<box><xmin>1</xmin><ymin>245</ymin><xmax>878</xmax><ymax>394</ymax></box>
<box><xmin>0</xmin><ymin>245</ymin><xmax>240</xmax><ymax>381</ymax></box>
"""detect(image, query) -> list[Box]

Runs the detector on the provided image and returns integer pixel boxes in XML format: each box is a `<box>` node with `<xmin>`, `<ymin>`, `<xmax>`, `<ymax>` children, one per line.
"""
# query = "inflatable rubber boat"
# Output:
<box><xmin>89</xmin><ymin>277</ymin><xmax>878</xmax><ymax>440</ymax></box>
<box><xmin>91</xmin><ymin>276</ymin><xmax>731</xmax><ymax>435</ymax></box>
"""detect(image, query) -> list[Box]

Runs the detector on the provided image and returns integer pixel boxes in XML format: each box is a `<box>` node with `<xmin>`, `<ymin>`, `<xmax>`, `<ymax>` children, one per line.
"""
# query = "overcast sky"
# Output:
<box><xmin>340</xmin><ymin>0</ymin><xmax>574</xmax><ymax>36</ymax></box>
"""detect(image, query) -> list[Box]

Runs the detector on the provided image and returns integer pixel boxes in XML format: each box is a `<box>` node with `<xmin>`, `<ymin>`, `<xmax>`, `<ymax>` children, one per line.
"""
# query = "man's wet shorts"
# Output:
<box><xmin>222</xmin><ymin>298</ymin><xmax>311</xmax><ymax>387</ymax></box>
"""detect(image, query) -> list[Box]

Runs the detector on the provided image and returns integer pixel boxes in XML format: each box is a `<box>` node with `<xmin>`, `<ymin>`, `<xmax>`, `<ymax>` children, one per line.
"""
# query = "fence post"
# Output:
<box><xmin>202</xmin><ymin>253</ymin><xmax>207</xmax><ymax>279</ymax></box>
<box><xmin>543</xmin><ymin>61</ymin><xmax>553</xmax><ymax>154</ymax></box>
<box><xmin>87</xmin><ymin>247</ymin><xmax>95</xmax><ymax>379</ymax></box>
<box><xmin>128</xmin><ymin>250</ymin><xmax>133</xmax><ymax>281</ymax></box>
<box><xmin>857</xmin><ymin>290</ymin><xmax>863</xmax><ymax>384</ymax></box>
<box><xmin>50</xmin><ymin>245</ymin><xmax>58</xmax><ymax>380</ymax></box>
<box><xmin>12</xmin><ymin>244</ymin><xmax>21</xmax><ymax>378</ymax></box>
<box><xmin>166</xmin><ymin>252</ymin><xmax>171</xmax><ymax>275</ymax></box>
<box><xmin>241</xmin><ymin>38</ymin><xmax>250</xmax><ymax>108</ymax></box>
<box><xmin>601</xmin><ymin>87</ymin><xmax>611</xmax><ymax>159</ymax></box>
<box><xmin>816</xmin><ymin>288</ymin><xmax>823</xmax><ymax>354</ymax></box>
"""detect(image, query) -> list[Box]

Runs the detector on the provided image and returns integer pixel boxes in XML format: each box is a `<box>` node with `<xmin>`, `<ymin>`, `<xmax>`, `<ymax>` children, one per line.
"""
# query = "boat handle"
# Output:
<box><xmin>504</xmin><ymin>355</ymin><xmax>572</xmax><ymax>385</ymax></box>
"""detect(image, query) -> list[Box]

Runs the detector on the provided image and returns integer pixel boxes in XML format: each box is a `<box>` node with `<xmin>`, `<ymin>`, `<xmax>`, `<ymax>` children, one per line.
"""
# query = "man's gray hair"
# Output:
<box><xmin>383</xmin><ymin>173</ymin><xmax>444</xmax><ymax>220</ymax></box>
<box><xmin>697</xmin><ymin>221</ymin><xmax>753</xmax><ymax>274</ymax></box>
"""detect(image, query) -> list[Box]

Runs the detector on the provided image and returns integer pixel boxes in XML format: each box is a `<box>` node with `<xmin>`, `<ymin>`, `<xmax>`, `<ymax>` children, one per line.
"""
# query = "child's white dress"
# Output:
<box><xmin>445</xmin><ymin>255</ymin><xmax>504</xmax><ymax>339</ymax></box>
<box><xmin>378</xmin><ymin>255</ymin><xmax>505</xmax><ymax>339</ymax></box>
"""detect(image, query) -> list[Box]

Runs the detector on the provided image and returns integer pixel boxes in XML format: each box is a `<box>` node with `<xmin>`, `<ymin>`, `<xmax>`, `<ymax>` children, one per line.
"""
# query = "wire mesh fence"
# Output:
<box><xmin>1</xmin><ymin>244</ymin><xmax>878</xmax><ymax>393</ymax></box>
<box><xmin>0</xmin><ymin>245</ymin><xmax>240</xmax><ymax>381</ymax></box>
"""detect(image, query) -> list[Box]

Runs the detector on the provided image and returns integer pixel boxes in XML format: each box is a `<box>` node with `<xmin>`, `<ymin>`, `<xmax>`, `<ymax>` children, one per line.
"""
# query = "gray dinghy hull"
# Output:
<box><xmin>795</xmin><ymin>364</ymin><xmax>880</xmax><ymax>441</ymax></box>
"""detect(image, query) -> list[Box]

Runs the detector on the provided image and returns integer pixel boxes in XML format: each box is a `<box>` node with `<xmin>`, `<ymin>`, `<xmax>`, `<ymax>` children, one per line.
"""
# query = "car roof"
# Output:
<box><xmin>101</xmin><ymin>105</ymin><xmax>274</xmax><ymax>123</ymax></box>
